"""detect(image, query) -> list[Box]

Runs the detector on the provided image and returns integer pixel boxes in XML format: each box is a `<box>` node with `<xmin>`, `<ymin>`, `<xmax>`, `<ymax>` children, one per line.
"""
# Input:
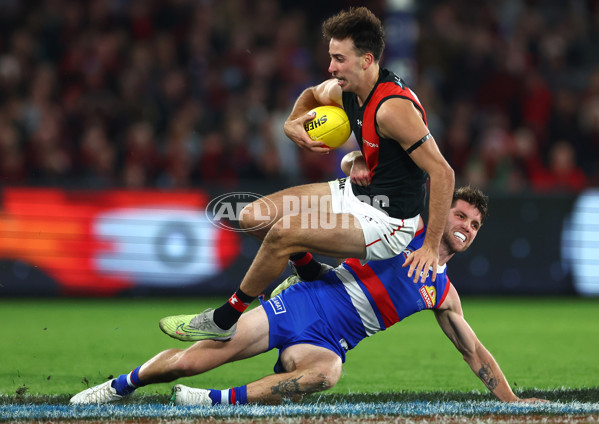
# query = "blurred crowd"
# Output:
<box><xmin>0</xmin><ymin>0</ymin><xmax>597</xmax><ymax>193</ymax></box>
<box><xmin>417</xmin><ymin>0</ymin><xmax>599</xmax><ymax>193</ymax></box>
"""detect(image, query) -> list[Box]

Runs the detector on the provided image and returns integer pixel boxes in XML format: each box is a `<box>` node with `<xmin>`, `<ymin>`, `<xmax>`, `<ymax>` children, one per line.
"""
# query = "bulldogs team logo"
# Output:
<box><xmin>419</xmin><ymin>285</ymin><xmax>437</xmax><ymax>309</ymax></box>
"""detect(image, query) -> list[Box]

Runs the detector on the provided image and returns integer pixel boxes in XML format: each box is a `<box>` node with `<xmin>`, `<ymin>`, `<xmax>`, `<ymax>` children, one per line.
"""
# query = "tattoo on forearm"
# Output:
<box><xmin>478</xmin><ymin>363</ymin><xmax>498</xmax><ymax>390</ymax></box>
<box><xmin>270</xmin><ymin>375</ymin><xmax>303</xmax><ymax>398</ymax></box>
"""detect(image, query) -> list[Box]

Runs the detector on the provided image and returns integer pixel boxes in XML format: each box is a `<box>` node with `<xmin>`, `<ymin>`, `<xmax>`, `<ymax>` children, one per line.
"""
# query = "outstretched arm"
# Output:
<box><xmin>434</xmin><ymin>285</ymin><xmax>545</xmax><ymax>403</ymax></box>
<box><xmin>377</xmin><ymin>98</ymin><xmax>454</xmax><ymax>284</ymax></box>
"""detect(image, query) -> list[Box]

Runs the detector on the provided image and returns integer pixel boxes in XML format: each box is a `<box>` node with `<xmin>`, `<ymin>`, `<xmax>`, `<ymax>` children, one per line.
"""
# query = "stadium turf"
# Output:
<box><xmin>1</xmin><ymin>296</ymin><xmax>597</xmax><ymax>398</ymax></box>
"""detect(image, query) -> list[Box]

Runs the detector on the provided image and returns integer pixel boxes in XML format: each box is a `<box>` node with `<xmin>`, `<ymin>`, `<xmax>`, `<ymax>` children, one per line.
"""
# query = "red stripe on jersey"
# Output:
<box><xmin>361</xmin><ymin>99</ymin><xmax>380</xmax><ymax>178</ymax></box>
<box><xmin>345</xmin><ymin>258</ymin><xmax>400</xmax><ymax>328</ymax></box>
<box><xmin>230</xmin><ymin>388</ymin><xmax>236</xmax><ymax>404</ymax></box>
<box><xmin>372</xmin><ymin>82</ymin><xmax>427</xmax><ymax>125</ymax></box>
<box><xmin>435</xmin><ymin>278</ymin><xmax>451</xmax><ymax>309</ymax></box>
<box><xmin>361</xmin><ymin>137</ymin><xmax>379</xmax><ymax>180</ymax></box>
<box><xmin>360</xmin><ymin>81</ymin><xmax>428</xmax><ymax>179</ymax></box>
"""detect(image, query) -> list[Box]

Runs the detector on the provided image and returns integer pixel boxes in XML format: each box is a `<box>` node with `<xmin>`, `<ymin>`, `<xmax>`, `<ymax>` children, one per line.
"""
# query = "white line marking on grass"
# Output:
<box><xmin>1</xmin><ymin>401</ymin><xmax>599</xmax><ymax>420</ymax></box>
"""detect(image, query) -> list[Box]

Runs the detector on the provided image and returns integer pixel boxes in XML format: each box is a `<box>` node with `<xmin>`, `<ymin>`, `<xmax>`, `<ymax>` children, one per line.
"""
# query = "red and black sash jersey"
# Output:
<box><xmin>342</xmin><ymin>68</ymin><xmax>428</xmax><ymax>219</ymax></box>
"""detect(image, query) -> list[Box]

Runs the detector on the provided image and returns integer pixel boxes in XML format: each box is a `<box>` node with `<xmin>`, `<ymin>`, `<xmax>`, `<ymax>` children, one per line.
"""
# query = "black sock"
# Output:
<box><xmin>212</xmin><ymin>288</ymin><xmax>256</xmax><ymax>330</ymax></box>
<box><xmin>289</xmin><ymin>252</ymin><xmax>322</xmax><ymax>281</ymax></box>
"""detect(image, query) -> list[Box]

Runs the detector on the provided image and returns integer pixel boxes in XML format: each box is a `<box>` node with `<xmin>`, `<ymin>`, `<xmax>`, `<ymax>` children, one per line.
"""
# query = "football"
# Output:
<box><xmin>304</xmin><ymin>105</ymin><xmax>351</xmax><ymax>149</ymax></box>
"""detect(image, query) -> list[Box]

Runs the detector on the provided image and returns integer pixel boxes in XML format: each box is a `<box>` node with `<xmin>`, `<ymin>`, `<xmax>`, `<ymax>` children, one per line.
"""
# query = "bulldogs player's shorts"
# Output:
<box><xmin>328</xmin><ymin>178</ymin><xmax>420</xmax><ymax>261</ymax></box>
<box><xmin>260</xmin><ymin>282</ymin><xmax>349</xmax><ymax>374</ymax></box>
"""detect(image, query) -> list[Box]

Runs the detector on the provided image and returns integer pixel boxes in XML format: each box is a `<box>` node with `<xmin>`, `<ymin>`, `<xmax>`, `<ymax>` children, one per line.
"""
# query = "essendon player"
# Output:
<box><xmin>159</xmin><ymin>7</ymin><xmax>455</xmax><ymax>343</ymax></box>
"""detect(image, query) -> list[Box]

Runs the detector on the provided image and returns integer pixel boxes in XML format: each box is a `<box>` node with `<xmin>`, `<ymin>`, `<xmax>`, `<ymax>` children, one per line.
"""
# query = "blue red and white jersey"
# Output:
<box><xmin>342</xmin><ymin>68</ymin><xmax>429</xmax><ymax>219</ymax></box>
<box><xmin>311</xmin><ymin>228</ymin><xmax>451</xmax><ymax>351</ymax></box>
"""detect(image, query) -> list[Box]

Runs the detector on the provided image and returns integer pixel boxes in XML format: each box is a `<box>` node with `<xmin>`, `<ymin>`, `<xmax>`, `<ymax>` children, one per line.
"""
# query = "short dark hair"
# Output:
<box><xmin>322</xmin><ymin>7</ymin><xmax>385</xmax><ymax>61</ymax></box>
<box><xmin>453</xmin><ymin>186</ymin><xmax>489</xmax><ymax>225</ymax></box>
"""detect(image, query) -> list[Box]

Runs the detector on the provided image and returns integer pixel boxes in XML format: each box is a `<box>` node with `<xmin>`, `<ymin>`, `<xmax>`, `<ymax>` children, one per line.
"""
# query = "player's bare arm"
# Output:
<box><xmin>341</xmin><ymin>151</ymin><xmax>371</xmax><ymax>186</ymax></box>
<box><xmin>284</xmin><ymin>79</ymin><xmax>343</xmax><ymax>153</ymax></box>
<box><xmin>434</xmin><ymin>285</ymin><xmax>547</xmax><ymax>403</ymax></box>
<box><xmin>376</xmin><ymin>98</ymin><xmax>455</xmax><ymax>283</ymax></box>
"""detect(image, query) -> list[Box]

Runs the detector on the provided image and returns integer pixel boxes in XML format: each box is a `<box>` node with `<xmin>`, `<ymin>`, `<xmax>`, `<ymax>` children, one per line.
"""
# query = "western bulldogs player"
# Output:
<box><xmin>71</xmin><ymin>187</ymin><xmax>545</xmax><ymax>406</ymax></box>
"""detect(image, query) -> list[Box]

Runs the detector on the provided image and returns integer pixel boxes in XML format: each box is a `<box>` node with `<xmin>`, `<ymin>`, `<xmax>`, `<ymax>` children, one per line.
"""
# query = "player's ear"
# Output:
<box><xmin>362</xmin><ymin>53</ymin><xmax>374</xmax><ymax>70</ymax></box>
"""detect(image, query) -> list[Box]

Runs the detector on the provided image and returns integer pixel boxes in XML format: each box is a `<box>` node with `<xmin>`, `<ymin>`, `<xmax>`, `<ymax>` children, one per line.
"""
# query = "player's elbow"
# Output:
<box><xmin>460</xmin><ymin>348</ymin><xmax>476</xmax><ymax>364</ymax></box>
<box><xmin>439</xmin><ymin>163</ymin><xmax>455</xmax><ymax>185</ymax></box>
<box><xmin>425</xmin><ymin>160</ymin><xmax>454</xmax><ymax>189</ymax></box>
<box><xmin>340</xmin><ymin>151</ymin><xmax>361</xmax><ymax>176</ymax></box>
<box><xmin>340</xmin><ymin>158</ymin><xmax>352</xmax><ymax>177</ymax></box>
<box><xmin>458</xmin><ymin>339</ymin><xmax>480</xmax><ymax>364</ymax></box>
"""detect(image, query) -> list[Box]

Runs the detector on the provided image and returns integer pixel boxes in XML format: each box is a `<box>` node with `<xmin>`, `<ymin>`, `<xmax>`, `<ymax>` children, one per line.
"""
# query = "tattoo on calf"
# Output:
<box><xmin>271</xmin><ymin>375</ymin><xmax>304</xmax><ymax>398</ymax></box>
<box><xmin>478</xmin><ymin>364</ymin><xmax>498</xmax><ymax>390</ymax></box>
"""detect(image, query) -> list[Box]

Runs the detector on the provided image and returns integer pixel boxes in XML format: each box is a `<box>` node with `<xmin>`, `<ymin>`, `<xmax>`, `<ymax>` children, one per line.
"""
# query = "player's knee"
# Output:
<box><xmin>171</xmin><ymin>350</ymin><xmax>202</xmax><ymax>377</ymax></box>
<box><xmin>262</xmin><ymin>219</ymin><xmax>294</xmax><ymax>249</ymax></box>
<box><xmin>239</xmin><ymin>200</ymin><xmax>276</xmax><ymax>232</ymax></box>
<box><xmin>304</xmin><ymin>362</ymin><xmax>342</xmax><ymax>392</ymax></box>
<box><xmin>238</xmin><ymin>203</ymin><xmax>257</xmax><ymax>230</ymax></box>
<box><xmin>310</xmin><ymin>372</ymin><xmax>335</xmax><ymax>392</ymax></box>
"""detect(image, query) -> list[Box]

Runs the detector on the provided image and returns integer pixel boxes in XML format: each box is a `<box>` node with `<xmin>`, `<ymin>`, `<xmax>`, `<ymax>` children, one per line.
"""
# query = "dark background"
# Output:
<box><xmin>0</xmin><ymin>1</ymin><xmax>598</xmax><ymax>297</ymax></box>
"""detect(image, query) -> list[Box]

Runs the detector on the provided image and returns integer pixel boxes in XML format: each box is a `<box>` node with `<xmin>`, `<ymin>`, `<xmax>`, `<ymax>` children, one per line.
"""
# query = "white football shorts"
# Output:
<box><xmin>328</xmin><ymin>177</ymin><xmax>420</xmax><ymax>262</ymax></box>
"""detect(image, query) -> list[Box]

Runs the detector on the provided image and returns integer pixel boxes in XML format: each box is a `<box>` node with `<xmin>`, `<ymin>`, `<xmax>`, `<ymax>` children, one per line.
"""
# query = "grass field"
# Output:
<box><xmin>1</xmin><ymin>296</ymin><xmax>598</xmax><ymax>421</ymax></box>
<box><xmin>1</xmin><ymin>296</ymin><xmax>598</xmax><ymax>396</ymax></box>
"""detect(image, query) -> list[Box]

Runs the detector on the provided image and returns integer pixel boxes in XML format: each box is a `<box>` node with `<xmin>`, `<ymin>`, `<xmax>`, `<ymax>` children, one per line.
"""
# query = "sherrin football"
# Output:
<box><xmin>304</xmin><ymin>105</ymin><xmax>351</xmax><ymax>149</ymax></box>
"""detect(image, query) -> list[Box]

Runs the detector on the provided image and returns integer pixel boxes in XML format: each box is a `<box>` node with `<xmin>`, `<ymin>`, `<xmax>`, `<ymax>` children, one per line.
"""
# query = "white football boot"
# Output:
<box><xmin>70</xmin><ymin>380</ymin><xmax>123</xmax><ymax>404</ymax></box>
<box><xmin>171</xmin><ymin>384</ymin><xmax>212</xmax><ymax>406</ymax></box>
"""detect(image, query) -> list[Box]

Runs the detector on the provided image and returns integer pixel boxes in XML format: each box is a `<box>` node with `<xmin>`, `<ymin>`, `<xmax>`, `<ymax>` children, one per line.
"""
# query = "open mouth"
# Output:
<box><xmin>453</xmin><ymin>231</ymin><xmax>466</xmax><ymax>242</ymax></box>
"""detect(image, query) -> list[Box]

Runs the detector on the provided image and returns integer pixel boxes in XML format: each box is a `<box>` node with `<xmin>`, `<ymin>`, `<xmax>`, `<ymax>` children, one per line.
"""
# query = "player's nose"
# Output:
<box><xmin>462</xmin><ymin>224</ymin><xmax>474</xmax><ymax>236</ymax></box>
<box><xmin>328</xmin><ymin>60</ymin><xmax>337</xmax><ymax>75</ymax></box>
